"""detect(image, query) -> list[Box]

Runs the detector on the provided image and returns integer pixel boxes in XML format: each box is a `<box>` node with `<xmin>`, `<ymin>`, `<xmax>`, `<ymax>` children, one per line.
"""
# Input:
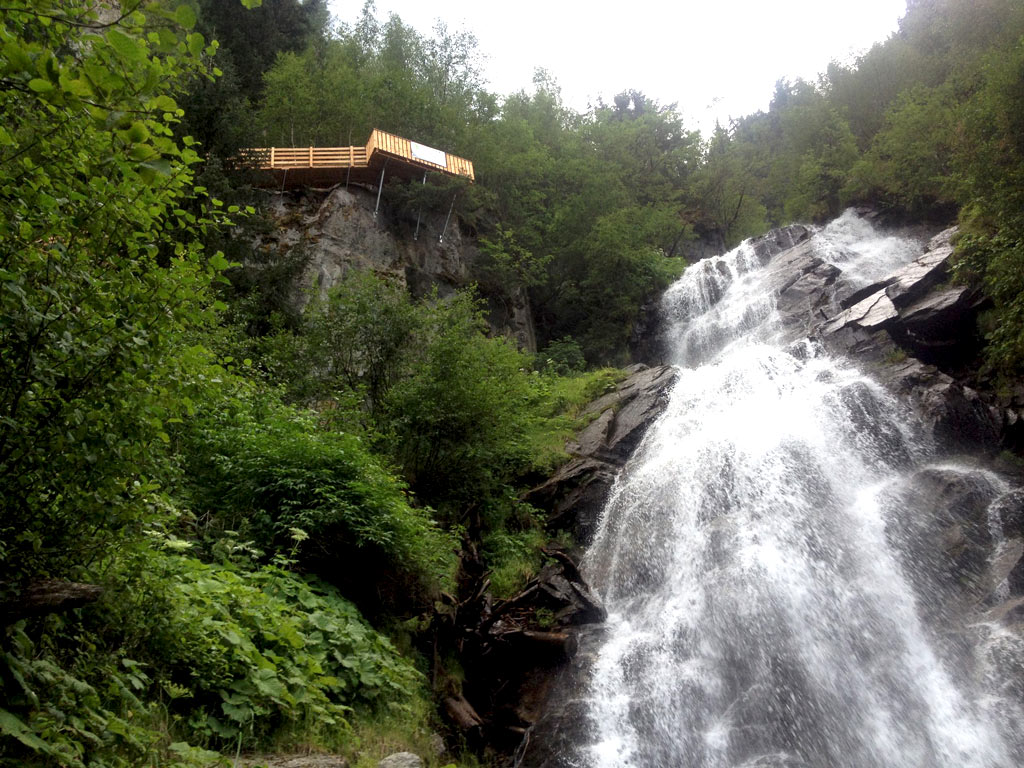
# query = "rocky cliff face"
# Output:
<box><xmin>256</xmin><ymin>185</ymin><xmax>537</xmax><ymax>351</ymax></box>
<box><xmin>525</xmin><ymin>364</ymin><xmax>679</xmax><ymax>547</ymax></box>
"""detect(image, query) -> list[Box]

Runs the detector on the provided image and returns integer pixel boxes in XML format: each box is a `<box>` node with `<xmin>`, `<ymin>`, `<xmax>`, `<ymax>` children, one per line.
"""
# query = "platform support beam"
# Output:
<box><xmin>439</xmin><ymin>193</ymin><xmax>457</xmax><ymax>244</ymax></box>
<box><xmin>414</xmin><ymin>171</ymin><xmax>428</xmax><ymax>240</ymax></box>
<box><xmin>374</xmin><ymin>159</ymin><xmax>389</xmax><ymax>217</ymax></box>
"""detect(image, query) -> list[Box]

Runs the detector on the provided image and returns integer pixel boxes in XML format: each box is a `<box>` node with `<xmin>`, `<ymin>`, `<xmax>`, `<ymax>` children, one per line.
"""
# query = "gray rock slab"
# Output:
<box><xmin>378</xmin><ymin>753</ymin><xmax>423</xmax><ymax>768</ymax></box>
<box><xmin>823</xmin><ymin>290</ymin><xmax>898</xmax><ymax>334</ymax></box>
<box><xmin>885</xmin><ymin>242</ymin><xmax>954</xmax><ymax>308</ymax></box>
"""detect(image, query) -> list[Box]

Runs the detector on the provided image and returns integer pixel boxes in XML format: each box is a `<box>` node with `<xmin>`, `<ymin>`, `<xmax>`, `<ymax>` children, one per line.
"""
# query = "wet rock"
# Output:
<box><xmin>988</xmin><ymin>537</ymin><xmax>1024</xmax><ymax>598</ymax></box>
<box><xmin>838</xmin><ymin>276</ymin><xmax>899</xmax><ymax>309</ymax></box>
<box><xmin>510</xmin><ymin>624</ymin><xmax>607</xmax><ymax>768</ymax></box>
<box><xmin>815</xmin><ymin>324</ymin><xmax>1001</xmax><ymax>453</ymax></box>
<box><xmin>822</xmin><ymin>290</ymin><xmax>899</xmax><ymax>334</ymax></box>
<box><xmin>1009</xmin><ymin>554</ymin><xmax>1024</xmax><ymax>597</ymax></box>
<box><xmin>896</xmin><ymin>283</ymin><xmax>986</xmax><ymax>359</ymax></box>
<box><xmin>875</xmin><ymin>358</ymin><xmax>1002</xmax><ymax>451</ymax></box>
<box><xmin>750</xmin><ymin>223</ymin><xmax>813</xmax><ymax>264</ymax></box>
<box><xmin>525</xmin><ymin>364</ymin><xmax>678</xmax><ymax>544</ymax></box>
<box><xmin>803</xmin><ymin>225</ymin><xmax>1007</xmax><ymax>452</ymax></box>
<box><xmin>993</xmin><ymin>490</ymin><xmax>1024</xmax><ymax>539</ymax></box>
<box><xmin>452</xmin><ymin>552</ymin><xmax>605</xmax><ymax>755</ymax></box>
<box><xmin>776</xmin><ymin>260</ymin><xmax>843</xmax><ymax>332</ymax></box>
<box><xmin>884</xmin><ymin>226</ymin><xmax>957</xmax><ymax>308</ymax></box>
<box><xmin>527</xmin><ymin>457</ymin><xmax>619</xmax><ymax>545</ymax></box>
<box><xmin>887</xmin><ymin>467</ymin><xmax>1001</xmax><ymax>602</ymax></box>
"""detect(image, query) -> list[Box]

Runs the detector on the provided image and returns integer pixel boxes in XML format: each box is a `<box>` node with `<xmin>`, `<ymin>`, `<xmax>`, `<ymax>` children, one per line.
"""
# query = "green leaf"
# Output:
<box><xmin>27</xmin><ymin>78</ymin><xmax>53</xmax><ymax>93</ymax></box>
<box><xmin>0</xmin><ymin>709</ymin><xmax>48</xmax><ymax>752</ymax></box>
<box><xmin>208</xmin><ymin>252</ymin><xmax>230</xmax><ymax>271</ymax></box>
<box><xmin>107</xmin><ymin>30</ymin><xmax>147</xmax><ymax>62</ymax></box>
<box><xmin>186</xmin><ymin>32</ymin><xmax>205</xmax><ymax>57</ymax></box>
<box><xmin>175</xmin><ymin>4</ymin><xmax>197</xmax><ymax>30</ymax></box>
<box><xmin>125</xmin><ymin>121</ymin><xmax>150</xmax><ymax>143</ymax></box>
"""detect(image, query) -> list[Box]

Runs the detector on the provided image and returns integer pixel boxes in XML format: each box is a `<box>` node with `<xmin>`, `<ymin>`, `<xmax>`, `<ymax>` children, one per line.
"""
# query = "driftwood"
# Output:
<box><xmin>1</xmin><ymin>580</ymin><xmax>103</xmax><ymax>624</ymax></box>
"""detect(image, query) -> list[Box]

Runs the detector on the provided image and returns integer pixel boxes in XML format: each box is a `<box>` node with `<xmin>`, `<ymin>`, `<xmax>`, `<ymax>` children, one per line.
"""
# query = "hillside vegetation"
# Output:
<box><xmin>1</xmin><ymin>0</ymin><xmax>1023</xmax><ymax>766</ymax></box>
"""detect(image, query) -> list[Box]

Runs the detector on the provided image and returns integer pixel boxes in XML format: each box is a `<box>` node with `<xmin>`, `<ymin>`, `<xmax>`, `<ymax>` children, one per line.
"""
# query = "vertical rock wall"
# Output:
<box><xmin>254</xmin><ymin>185</ymin><xmax>537</xmax><ymax>352</ymax></box>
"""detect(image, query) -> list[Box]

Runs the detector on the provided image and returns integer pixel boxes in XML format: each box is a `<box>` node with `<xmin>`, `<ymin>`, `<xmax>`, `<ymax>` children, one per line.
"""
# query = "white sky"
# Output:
<box><xmin>328</xmin><ymin>0</ymin><xmax>908</xmax><ymax>135</ymax></box>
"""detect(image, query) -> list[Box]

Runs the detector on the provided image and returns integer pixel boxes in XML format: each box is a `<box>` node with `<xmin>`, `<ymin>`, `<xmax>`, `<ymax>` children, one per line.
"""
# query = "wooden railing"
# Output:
<box><xmin>240</xmin><ymin>146</ymin><xmax>369</xmax><ymax>169</ymax></box>
<box><xmin>240</xmin><ymin>129</ymin><xmax>474</xmax><ymax>182</ymax></box>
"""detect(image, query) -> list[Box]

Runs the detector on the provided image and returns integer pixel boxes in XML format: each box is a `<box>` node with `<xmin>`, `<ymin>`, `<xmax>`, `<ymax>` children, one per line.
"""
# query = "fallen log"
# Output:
<box><xmin>444</xmin><ymin>694</ymin><xmax>484</xmax><ymax>732</ymax></box>
<box><xmin>1</xmin><ymin>580</ymin><xmax>103</xmax><ymax>624</ymax></box>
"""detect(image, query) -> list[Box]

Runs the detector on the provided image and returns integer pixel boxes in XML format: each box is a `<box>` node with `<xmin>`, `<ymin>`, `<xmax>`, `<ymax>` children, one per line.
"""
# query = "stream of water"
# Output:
<box><xmin>577</xmin><ymin>211</ymin><xmax>1024</xmax><ymax>768</ymax></box>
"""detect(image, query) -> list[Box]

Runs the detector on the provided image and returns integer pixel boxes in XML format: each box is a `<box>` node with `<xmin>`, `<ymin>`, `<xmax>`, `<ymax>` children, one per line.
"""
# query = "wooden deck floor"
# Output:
<box><xmin>241</xmin><ymin>129</ymin><xmax>474</xmax><ymax>188</ymax></box>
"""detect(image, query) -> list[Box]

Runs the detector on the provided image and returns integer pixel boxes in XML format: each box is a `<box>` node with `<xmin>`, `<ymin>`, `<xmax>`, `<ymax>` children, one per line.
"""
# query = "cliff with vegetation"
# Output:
<box><xmin>2</xmin><ymin>1</ymin><xmax>1024</xmax><ymax>767</ymax></box>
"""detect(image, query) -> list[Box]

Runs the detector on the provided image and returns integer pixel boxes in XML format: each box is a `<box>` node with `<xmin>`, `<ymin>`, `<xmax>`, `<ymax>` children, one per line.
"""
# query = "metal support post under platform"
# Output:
<box><xmin>439</xmin><ymin>193</ymin><xmax>457</xmax><ymax>244</ymax></box>
<box><xmin>374</xmin><ymin>159</ymin><xmax>389</xmax><ymax>217</ymax></box>
<box><xmin>413</xmin><ymin>171</ymin><xmax>428</xmax><ymax>240</ymax></box>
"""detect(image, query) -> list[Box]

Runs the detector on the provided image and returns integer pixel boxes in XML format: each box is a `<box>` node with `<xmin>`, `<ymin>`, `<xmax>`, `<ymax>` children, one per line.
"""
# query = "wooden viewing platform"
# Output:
<box><xmin>241</xmin><ymin>129</ymin><xmax>475</xmax><ymax>189</ymax></box>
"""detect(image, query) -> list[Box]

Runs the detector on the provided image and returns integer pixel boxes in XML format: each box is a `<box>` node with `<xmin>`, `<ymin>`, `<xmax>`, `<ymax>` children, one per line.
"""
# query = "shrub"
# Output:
<box><xmin>379</xmin><ymin>292</ymin><xmax>534</xmax><ymax>521</ymax></box>
<box><xmin>537</xmin><ymin>337</ymin><xmax>586</xmax><ymax>376</ymax></box>
<box><xmin>0</xmin><ymin>548</ymin><xmax>427</xmax><ymax>766</ymax></box>
<box><xmin>179</xmin><ymin>394</ymin><xmax>457</xmax><ymax>610</ymax></box>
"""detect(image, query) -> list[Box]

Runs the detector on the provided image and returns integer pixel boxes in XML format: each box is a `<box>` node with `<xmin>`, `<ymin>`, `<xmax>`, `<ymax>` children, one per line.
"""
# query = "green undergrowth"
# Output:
<box><xmin>177</xmin><ymin>391</ymin><xmax>458</xmax><ymax>608</ymax></box>
<box><xmin>483</xmin><ymin>526</ymin><xmax>551</xmax><ymax>600</ymax></box>
<box><xmin>0</xmin><ymin>547</ymin><xmax>430</xmax><ymax>768</ymax></box>
<box><xmin>524</xmin><ymin>367</ymin><xmax>629</xmax><ymax>476</ymax></box>
<box><xmin>475</xmin><ymin>366</ymin><xmax>628</xmax><ymax>599</ymax></box>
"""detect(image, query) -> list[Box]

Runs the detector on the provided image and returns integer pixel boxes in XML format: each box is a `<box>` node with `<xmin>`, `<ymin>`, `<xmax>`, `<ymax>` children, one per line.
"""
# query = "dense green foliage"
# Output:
<box><xmin>2</xmin><ymin>548</ymin><xmax>425</xmax><ymax>767</ymax></box>
<box><xmin>178</xmin><ymin>391</ymin><xmax>457</xmax><ymax>607</ymax></box>
<box><xmin>0</xmin><ymin>2</ymin><xmax>454</xmax><ymax>765</ymax></box>
<box><xmin>0</xmin><ymin>0</ymin><xmax>221</xmax><ymax>594</ymax></box>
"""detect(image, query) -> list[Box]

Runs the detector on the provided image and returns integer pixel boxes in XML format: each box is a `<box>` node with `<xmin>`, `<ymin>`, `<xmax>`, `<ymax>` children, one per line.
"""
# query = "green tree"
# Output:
<box><xmin>953</xmin><ymin>36</ymin><xmax>1024</xmax><ymax>378</ymax></box>
<box><xmin>379</xmin><ymin>292</ymin><xmax>534</xmax><ymax>521</ymax></box>
<box><xmin>844</xmin><ymin>85</ymin><xmax>958</xmax><ymax>216</ymax></box>
<box><xmin>274</xmin><ymin>272</ymin><xmax>422</xmax><ymax>414</ymax></box>
<box><xmin>0</xmin><ymin>0</ymin><xmax>247</xmax><ymax>591</ymax></box>
<box><xmin>692</xmin><ymin>124</ymin><xmax>769</xmax><ymax>244</ymax></box>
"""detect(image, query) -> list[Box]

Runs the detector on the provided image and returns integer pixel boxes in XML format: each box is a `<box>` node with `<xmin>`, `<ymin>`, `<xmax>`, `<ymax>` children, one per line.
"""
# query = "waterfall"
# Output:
<box><xmin>576</xmin><ymin>211</ymin><xmax>1024</xmax><ymax>768</ymax></box>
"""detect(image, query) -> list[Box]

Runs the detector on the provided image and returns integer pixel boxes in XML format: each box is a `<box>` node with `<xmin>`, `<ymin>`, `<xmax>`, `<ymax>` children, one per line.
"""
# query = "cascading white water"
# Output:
<box><xmin>578</xmin><ymin>211</ymin><xmax>1024</xmax><ymax>768</ymax></box>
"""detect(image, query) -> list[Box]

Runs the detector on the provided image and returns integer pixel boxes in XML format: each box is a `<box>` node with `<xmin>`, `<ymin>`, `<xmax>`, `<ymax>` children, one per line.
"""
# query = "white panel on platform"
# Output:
<box><xmin>410</xmin><ymin>141</ymin><xmax>447</xmax><ymax>167</ymax></box>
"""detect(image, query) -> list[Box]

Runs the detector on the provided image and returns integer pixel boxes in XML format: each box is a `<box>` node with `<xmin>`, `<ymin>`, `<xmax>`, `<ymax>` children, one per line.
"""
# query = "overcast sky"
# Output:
<box><xmin>328</xmin><ymin>0</ymin><xmax>909</xmax><ymax>135</ymax></box>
